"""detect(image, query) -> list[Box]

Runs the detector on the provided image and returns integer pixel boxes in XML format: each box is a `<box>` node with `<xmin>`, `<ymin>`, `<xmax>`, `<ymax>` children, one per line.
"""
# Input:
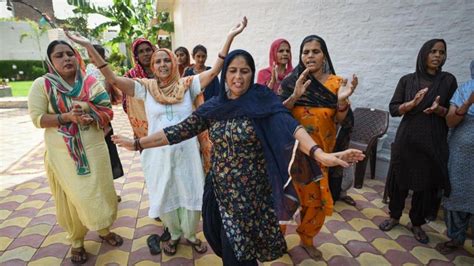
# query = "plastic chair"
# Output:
<box><xmin>349</xmin><ymin>108</ymin><xmax>389</xmax><ymax>188</ymax></box>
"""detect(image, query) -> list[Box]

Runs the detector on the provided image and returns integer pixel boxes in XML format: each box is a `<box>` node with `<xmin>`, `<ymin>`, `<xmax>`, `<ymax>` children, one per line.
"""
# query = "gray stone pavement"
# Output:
<box><xmin>0</xmin><ymin>107</ymin><xmax>45</xmax><ymax>189</ymax></box>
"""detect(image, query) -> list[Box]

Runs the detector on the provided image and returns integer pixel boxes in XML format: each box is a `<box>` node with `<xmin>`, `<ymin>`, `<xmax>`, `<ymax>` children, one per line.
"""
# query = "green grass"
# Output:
<box><xmin>9</xmin><ymin>80</ymin><xmax>33</xmax><ymax>97</ymax></box>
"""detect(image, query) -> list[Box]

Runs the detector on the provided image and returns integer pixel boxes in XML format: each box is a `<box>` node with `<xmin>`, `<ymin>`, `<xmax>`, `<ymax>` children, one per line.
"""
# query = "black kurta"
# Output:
<box><xmin>388</xmin><ymin>72</ymin><xmax>457</xmax><ymax>192</ymax></box>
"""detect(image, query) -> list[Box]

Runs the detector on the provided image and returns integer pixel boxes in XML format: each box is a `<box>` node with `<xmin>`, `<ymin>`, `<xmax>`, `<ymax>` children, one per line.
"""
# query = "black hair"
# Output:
<box><xmin>298</xmin><ymin>35</ymin><xmax>335</xmax><ymax>75</ymax></box>
<box><xmin>174</xmin><ymin>46</ymin><xmax>190</xmax><ymax>57</ymax></box>
<box><xmin>93</xmin><ymin>44</ymin><xmax>106</xmax><ymax>60</ymax></box>
<box><xmin>192</xmin><ymin>44</ymin><xmax>207</xmax><ymax>56</ymax></box>
<box><xmin>46</xmin><ymin>40</ymin><xmax>75</xmax><ymax>61</ymax></box>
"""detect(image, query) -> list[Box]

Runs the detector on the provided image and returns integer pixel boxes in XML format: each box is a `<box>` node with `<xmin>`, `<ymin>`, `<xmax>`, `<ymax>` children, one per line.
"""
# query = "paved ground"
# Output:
<box><xmin>0</xmin><ymin>105</ymin><xmax>473</xmax><ymax>265</ymax></box>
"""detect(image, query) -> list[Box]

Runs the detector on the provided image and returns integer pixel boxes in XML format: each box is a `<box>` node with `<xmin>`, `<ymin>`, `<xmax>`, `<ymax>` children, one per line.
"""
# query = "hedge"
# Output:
<box><xmin>0</xmin><ymin>60</ymin><xmax>46</xmax><ymax>81</ymax></box>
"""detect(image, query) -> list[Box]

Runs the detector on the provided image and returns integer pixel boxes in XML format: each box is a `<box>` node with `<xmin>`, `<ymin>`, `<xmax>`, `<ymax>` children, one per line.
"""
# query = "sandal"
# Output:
<box><xmin>301</xmin><ymin>245</ymin><xmax>322</xmax><ymax>260</ymax></box>
<box><xmin>71</xmin><ymin>247</ymin><xmax>88</xmax><ymax>265</ymax></box>
<box><xmin>186</xmin><ymin>238</ymin><xmax>208</xmax><ymax>254</ymax></box>
<box><xmin>160</xmin><ymin>227</ymin><xmax>171</xmax><ymax>242</ymax></box>
<box><xmin>379</xmin><ymin>218</ymin><xmax>399</xmax><ymax>231</ymax></box>
<box><xmin>435</xmin><ymin>240</ymin><xmax>461</xmax><ymax>254</ymax></box>
<box><xmin>147</xmin><ymin>234</ymin><xmax>161</xmax><ymax>255</ymax></box>
<box><xmin>341</xmin><ymin>195</ymin><xmax>356</xmax><ymax>206</ymax></box>
<box><xmin>162</xmin><ymin>238</ymin><xmax>180</xmax><ymax>256</ymax></box>
<box><xmin>99</xmin><ymin>232</ymin><xmax>124</xmax><ymax>247</ymax></box>
<box><xmin>411</xmin><ymin>226</ymin><xmax>429</xmax><ymax>244</ymax></box>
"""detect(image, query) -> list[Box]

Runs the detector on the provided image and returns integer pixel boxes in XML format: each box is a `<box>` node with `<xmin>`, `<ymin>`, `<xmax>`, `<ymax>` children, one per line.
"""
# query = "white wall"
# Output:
<box><xmin>171</xmin><ymin>0</ymin><xmax>474</xmax><ymax>145</ymax></box>
<box><xmin>0</xmin><ymin>21</ymin><xmax>50</xmax><ymax>61</ymax></box>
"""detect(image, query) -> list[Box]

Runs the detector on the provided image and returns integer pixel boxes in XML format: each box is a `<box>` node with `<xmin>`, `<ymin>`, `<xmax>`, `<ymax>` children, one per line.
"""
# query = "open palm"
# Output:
<box><xmin>228</xmin><ymin>16</ymin><xmax>247</xmax><ymax>37</ymax></box>
<box><xmin>65</xmin><ymin>31</ymin><xmax>92</xmax><ymax>47</ymax></box>
<box><xmin>338</xmin><ymin>76</ymin><xmax>357</xmax><ymax>101</ymax></box>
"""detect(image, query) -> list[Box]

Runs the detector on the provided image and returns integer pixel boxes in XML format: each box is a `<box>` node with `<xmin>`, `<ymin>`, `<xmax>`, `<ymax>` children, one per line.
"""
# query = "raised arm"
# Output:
<box><xmin>198</xmin><ymin>17</ymin><xmax>247</xmax><ymax>88</ymax></box>
<box><xmin>112</xmin><ymin>112</ymin><xmax>209</xmax><ymax>151</ymax></box>
<box><xmin>65</xmin><ymin>31</ymin><xmax>136</xmax><ymax>96</ymax></box>
<box><xmin>283</xmin><ymin>68</ymin><xmax>311</xmax><ymax>109</ymax></box>
<box><xmin>336</xmin><ymin>74</ymin><xmax>358</xmax><ymax>122</ymax></box>
<box><xmin>294</xmin><ymin>127</ymin><xmax>365</xmax><ymax>167</ymax></box>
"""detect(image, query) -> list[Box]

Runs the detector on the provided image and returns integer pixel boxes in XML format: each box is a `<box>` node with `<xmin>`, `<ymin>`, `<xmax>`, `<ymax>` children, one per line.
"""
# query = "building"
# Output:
<box><xmin>160</xmin><ymin>0</ymin><xmax>474</xmax><ymax>176</ymax></box>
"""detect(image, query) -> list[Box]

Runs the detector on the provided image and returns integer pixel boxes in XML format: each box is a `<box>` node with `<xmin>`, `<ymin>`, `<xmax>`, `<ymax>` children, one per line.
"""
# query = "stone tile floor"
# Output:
<box><xmin>0</xmin><ymin>106</ymin><xmax>473</xmax><ymax>265</ymax></box>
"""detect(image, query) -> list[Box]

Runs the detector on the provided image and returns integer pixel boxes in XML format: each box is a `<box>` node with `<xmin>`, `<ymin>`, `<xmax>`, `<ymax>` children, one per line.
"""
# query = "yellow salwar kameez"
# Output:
<box><xmin>28</xmin><ymin>77</ymin><xmax>118</xmax><ymax>248</ymax></box>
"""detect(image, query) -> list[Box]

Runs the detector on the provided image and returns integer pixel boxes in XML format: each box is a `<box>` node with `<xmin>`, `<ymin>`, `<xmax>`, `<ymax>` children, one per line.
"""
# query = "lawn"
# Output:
<box><xmin>9</xmin><ymin>80</ymin><xmax>33</xmax><ymax>97</ymax></box>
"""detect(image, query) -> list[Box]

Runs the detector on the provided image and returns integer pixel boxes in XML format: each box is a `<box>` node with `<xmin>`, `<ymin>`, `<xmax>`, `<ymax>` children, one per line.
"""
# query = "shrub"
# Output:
<box><xmin>0</xmin><ymin>60</ymin><xmax>45</xmax><ymax>80</ymax></box>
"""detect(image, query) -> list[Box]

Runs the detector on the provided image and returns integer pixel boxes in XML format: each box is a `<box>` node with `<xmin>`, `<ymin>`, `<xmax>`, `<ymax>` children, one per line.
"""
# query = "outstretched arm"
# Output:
<box><xmin>112</xmin><ymin>112</ymin><xmax>209</xmax><ymax>151</ymax></box>
<box><xmin>294</xmin><ymin>127</ymin><xmax>365</xmax><ymax>167</ymax></box>
<box><xmin>198</xmin><ymin>17</ymin><xmax>247</xmax><ymax>88</ymax></box>
<box><xmin>66</xmin><ymin>31</ymin><xmax>136</xmax><ymax>96</ymax></box>
<box><xmin>112</xmin><ymin>130</ymin><xmax>169</xmax><ymax>151</ymax></box>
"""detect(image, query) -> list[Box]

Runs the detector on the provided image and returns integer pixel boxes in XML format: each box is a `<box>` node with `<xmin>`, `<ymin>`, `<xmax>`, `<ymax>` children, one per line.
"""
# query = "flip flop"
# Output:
<box><xmin>186</xmin><ymin>238</ymin><xmax>207</xmax><ymax>254</ymax></box>
<box><xmin>71</xmin><ymin>246</ymin><xmax>88</xmax><ymax>265</ymax></box>
<box><xmin>99</xmin><ymin>232</ymin><xmax>123</xmax><ymax>247</ymax></box>
<box><xmin>411</xmin><ymin>226</ymin><xmax>429</xmax><ymax>244</ymax></box>
<box><xmin>162</xmin><ymin>238</ymin><xmax>180</xmax><ymax>256</ymax></box>
<box><xmin>160</xmin><ymin>227</ymin><xmax>171</xmax><ymax>242</ymax></box>
<box><xmin>435</xmin><ymin>240</ymin><xmax>461</xmax><ymax>254</ymax></box>
<box><xmin>379</xmin><ymin>219</ymin><xmax>399</xmax><ymax>231</ymax></box>
<box><xmin>340</xmin><ymin>195</ymin><xmax>356</xmax><ymax>206</ymax></box>
<box><xmin>147</xmin><ymin>234</ymin><xmax>161</xmax><ymax>255</ymax></box>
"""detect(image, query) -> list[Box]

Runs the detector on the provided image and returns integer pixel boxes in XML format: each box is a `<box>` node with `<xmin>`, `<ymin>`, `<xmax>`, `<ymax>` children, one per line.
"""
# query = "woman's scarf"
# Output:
<box><xmin>44</xmin><ymin>49</ymin><xmax>113</xmax><ymax>176</ymax></box>
<box><xmin>390</xmin><ymin>39</ymin><xmax>457</xmax><ymax>197</ymax></box>
<box><xmin>122</xmin><ymin>38</ymin><xmax>155</xmax><ymax>137</ymax></box>
<box><xmin>196</xmin><ymin>50</ymin><xmax>322</xmax><ymax>221</ymax></box>
<box><xmin>257</xmin><ymin>38</ymin><xmax>293</xmax><ymax>93</ymax></box>
<box><xmin>138</xmin><ymin>48</ymin><xmax>192</xmax><ymax>105</ymax></box>
<box><xmin>125</xmin><ymin>38</ymin><xmax>155</xmax><ymax>79</ymax></box>
<box><xmin>280</xmin><ymin>35</ymin><xmax>338</xmax><ymax>108</ymax></box>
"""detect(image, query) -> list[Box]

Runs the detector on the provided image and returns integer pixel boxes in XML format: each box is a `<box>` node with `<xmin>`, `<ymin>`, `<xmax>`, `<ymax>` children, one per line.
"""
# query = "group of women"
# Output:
<box><xmin>27</xmin><ymin>16</ymin><xmax>472</xmax><ymax>265</ymax></box>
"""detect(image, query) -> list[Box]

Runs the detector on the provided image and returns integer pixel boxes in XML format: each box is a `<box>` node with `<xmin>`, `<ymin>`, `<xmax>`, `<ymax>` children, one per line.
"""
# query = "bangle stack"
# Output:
<box><xmin>218</xmin><ymin>53</ymin><xmax>226</xmax><ymax>60</ymax></box>
<box><xmin>337</xmin><ymin>99</ymin><xmax>350</xmax><ymax>112</ymax></box>
<box><xmin>310</xmin><ymin>144</ymin><xmax>320</xmax><ymax>160</ymax></box>
<box><xmin>134</xmin><ymin>137</ymin><xmax>144</xmax><ymax>152</ymax></box>
<box><xmin>57</xmin><ymin>114</ymin><xmax>66</xmax><ymax>125</ymax></box>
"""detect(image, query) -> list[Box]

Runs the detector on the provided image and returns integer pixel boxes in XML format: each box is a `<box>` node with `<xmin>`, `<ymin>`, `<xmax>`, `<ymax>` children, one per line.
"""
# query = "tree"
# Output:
<box><xmin>19</xmin><ymin>19</ymin><xmax>48</xmax><ymax>71</ymax></box>
<box><xmin>67</xmin><ymin>0</ymin><xmax>174</xmax><ymax>68</ymax></box>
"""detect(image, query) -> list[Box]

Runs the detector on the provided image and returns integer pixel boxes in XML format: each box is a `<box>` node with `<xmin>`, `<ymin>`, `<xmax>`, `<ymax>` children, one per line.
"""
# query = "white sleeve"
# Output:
<box><xmin>134</xmin><ymin>80</ymin><xmax>147</xmax><ymax>100</ymax></box>
<box><xmin>189</xmin><ymin>75</ymin><xmax>202</xmax><ymax>102</ymax></box>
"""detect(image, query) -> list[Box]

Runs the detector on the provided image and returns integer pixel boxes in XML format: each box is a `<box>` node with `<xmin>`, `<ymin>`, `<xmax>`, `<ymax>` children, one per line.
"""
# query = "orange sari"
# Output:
<box><xmin>291</xmin><ymin>74</ymin><xmax>342</xmax><ymax>245</ymax></box>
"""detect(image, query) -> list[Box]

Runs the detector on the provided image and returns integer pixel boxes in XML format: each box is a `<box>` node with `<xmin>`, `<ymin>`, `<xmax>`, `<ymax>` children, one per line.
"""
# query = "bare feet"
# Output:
<box><xmin>301</xmin><ymin>245</ymin><xmax>322</xmax><ymax>260</ymax></box>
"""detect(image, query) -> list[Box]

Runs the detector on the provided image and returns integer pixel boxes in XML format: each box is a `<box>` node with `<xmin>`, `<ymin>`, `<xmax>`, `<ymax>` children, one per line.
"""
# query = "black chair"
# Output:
<box><xmin>349</xmin><ymin>108</ymin><xmax>389</xmax><ymax>189</ymax></box>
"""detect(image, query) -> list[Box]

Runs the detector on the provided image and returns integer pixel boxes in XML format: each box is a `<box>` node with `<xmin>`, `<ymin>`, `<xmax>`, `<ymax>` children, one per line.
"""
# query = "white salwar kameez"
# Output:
<box><xmin>134</xmin><ymin>76</ymin><xmax>204</xmax><ymax>226</ymax></box>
